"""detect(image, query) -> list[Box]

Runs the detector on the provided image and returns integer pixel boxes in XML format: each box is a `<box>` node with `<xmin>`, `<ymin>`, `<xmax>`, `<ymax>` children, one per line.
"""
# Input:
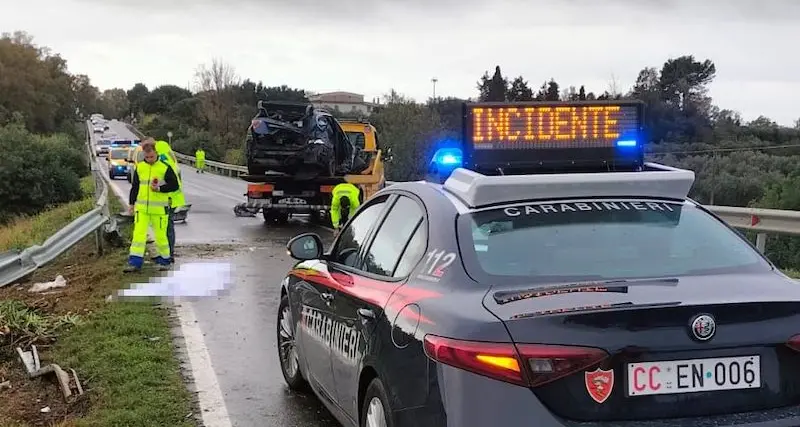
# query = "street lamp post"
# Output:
<box><xmin>431</xmin><ymin>78</ymin><xmax>438</xmax><ymax>100</ymax></box>
<box><xmin>167</xmin><ymin>131</ymin><xmax>173</xmax><ymax>145</ymax></box>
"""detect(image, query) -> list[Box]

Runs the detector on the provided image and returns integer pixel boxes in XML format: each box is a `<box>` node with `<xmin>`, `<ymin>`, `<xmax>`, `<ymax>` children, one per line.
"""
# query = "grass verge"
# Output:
<box><xmin>0</xmin><ymin>177</ymin><xmax>95</xmax><ymax>252</ymax></box>
<box><xmin>0</xmin><ymin>182</ymin><xmax>195</xmax><ymax>427</ymax></box>
<box><xmin>785</xmin><ymin>269</ymin><xmax>800</xmax><ymax>279</ymax></box>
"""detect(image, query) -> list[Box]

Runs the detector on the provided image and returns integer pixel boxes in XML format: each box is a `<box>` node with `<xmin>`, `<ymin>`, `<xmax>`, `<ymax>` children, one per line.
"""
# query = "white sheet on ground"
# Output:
<box><xmin>117</xmin><ymin>262</ymin><xmax>232</xmax><ymax>297</ymax></box>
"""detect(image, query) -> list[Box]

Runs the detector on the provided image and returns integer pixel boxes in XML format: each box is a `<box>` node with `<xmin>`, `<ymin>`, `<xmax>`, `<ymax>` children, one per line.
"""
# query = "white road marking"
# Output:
<box><xmin>175</xmin><ymin>302</ymin><xmax>233</xmax><ymax>427</ymax></box>
<box><xmin>105</xmin><ymin>172</ymin><xmax>233</xmax><ymax>427</ymax></box>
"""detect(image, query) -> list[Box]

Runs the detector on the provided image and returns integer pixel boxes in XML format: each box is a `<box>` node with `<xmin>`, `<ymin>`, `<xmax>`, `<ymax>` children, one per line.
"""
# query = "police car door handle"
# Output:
<box><xmin>357</xmin><ymin>308</ymin><xmax>375</xmax><ymax>320</ymax></box>
<box><xmin>320</xmin><ymin>292</ymin><xmax>334</xmax><ymax>302</ymax></box>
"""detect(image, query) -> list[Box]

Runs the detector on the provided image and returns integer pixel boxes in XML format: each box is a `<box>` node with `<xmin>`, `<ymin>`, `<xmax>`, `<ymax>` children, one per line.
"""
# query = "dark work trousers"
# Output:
<box><xmin>166</xmin><ymin>207</ymin><xmax>176</xmax><ymax>259</ymax></box>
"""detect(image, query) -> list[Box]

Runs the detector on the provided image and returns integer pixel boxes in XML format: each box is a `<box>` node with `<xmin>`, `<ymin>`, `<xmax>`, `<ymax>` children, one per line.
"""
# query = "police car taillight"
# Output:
<box><xmin>787</xmin><ymin>334</ymin><xmax>800</xmax><ymax>352</ymax></box>
<box><xmin>517</xmin><ymin>343</ymin><xmax>609</xmax><ymax>387</ymax></box>
<box><xmin>423</xmin><ymin>335</ymin><xmax>527</xmax><ymax>386</ymax></box>
<box><xmin>423</xmin><ymin>334</ymin><xmax>609</xmax><ymax>388</ymax></box>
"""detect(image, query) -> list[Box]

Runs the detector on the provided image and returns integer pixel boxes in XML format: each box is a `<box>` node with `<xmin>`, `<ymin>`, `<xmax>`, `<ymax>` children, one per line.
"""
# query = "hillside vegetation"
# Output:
<box><xmin>2</xmin><ymin>30</ymin><xmax>798</xmax><ymax>268</ymax></box>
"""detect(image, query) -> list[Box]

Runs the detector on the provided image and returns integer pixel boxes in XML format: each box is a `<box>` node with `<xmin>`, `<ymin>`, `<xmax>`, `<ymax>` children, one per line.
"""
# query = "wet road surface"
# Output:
<box><xmin>110</xmin><ymin>158</ymin><xmax>341</xmax><ymax>427</ymax></box>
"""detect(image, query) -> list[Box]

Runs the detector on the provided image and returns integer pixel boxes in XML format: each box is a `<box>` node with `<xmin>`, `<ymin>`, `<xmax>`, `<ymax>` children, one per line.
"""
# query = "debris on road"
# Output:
<box><xmin>16</xmin><ymin>345</ymin><xmax>84</xmax><ymax>401</ymax></box>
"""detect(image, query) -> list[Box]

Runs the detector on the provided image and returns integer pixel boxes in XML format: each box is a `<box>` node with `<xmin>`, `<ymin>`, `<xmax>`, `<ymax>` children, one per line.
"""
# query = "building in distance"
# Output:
<box><xmin>309</xmin><ymin>91</ymin><xmax>377</xmax><ymax>116</ymax></box>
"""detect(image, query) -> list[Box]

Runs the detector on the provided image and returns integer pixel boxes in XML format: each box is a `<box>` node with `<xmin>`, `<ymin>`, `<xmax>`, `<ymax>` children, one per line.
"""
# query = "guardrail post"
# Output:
<box><xmin>93</xmin><ymin>172</ymin><xmax>105</xmax><ymax>256</ymax></box>
<box><xmin>755</xmin><ymin>233</ymin><xmax>767</xmax><ymax>254</ymax></box>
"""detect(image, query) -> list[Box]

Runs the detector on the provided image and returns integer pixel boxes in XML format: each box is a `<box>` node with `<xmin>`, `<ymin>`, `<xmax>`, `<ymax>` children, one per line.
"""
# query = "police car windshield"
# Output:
<box><xmin>457</xmin><ymin>199</ymin><xmax>770</xmax><ymax>284</ymax></box>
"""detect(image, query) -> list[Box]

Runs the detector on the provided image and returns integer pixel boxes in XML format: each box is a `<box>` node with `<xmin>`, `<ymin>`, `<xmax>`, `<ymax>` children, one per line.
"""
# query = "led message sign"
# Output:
<box><xmin>466</xmin><ymin>102</ymin><xmax>642</xmax><ymax>150</ymax></box>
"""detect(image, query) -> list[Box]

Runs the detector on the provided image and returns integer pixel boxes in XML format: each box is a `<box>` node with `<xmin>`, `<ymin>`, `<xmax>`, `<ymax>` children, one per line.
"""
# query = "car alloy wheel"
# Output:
<box><xmin>365</xmin><ymin>397</ymin><xmax>388</xmax><ymax>427</ymax></box>
<box><xmin>278</xmin><ymin>305</ymin><xmax>299</xmax><ymax>379</ymax></box>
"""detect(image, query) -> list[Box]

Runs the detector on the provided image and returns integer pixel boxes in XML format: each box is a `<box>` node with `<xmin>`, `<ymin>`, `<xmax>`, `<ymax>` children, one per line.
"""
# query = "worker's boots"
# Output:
<box><xmin>123</xmin><ymin>265</ymin><xmax>140</xmax><ymax>273</ymax></box>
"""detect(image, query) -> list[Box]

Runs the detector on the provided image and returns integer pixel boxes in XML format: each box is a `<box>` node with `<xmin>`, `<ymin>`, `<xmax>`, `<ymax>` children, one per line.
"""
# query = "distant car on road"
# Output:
<box><xmin>92</xmin><ymin>125</ymin><xmax>104</xmax><ymax>133</ymax></box>
<box><xmin>126</xmin><ymin>145</ymin><xmax>144</xmax><ymax>183</ymax></box>
<box><xmin>106</xmin><ymin>147</ymin><xmax>131</xmax><ymax>179</ymax></box>
<box><xmin>95</xmin><ymin>140</ymin><xmax>111</xmax><ymax>156</ymax></box>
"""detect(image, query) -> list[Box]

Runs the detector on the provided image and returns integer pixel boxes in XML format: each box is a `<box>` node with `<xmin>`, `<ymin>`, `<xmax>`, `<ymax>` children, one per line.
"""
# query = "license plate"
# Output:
<box><xmin>278</xmin><ymin>197</ymin><xmax>307</xmax><ymax>205</ymax></box>
<box><xmin>626</xmin><ymin>355</ymin><xmax>760</xmax><ymax>396</ymax></box>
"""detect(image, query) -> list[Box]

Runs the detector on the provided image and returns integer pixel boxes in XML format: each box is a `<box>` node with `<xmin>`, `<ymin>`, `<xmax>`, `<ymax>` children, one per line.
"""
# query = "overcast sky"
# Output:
<box><xmin>3</xmin><ymin>0</ymin><xmax>798</xmax><ymax>125</ymax></box>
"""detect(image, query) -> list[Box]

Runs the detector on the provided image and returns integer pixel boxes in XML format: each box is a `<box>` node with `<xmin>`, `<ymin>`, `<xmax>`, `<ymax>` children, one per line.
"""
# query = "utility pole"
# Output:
<box><xmin>431</xmin><ymin>78</ymin><xmax>438</xmax><ymax>100</ymax></box>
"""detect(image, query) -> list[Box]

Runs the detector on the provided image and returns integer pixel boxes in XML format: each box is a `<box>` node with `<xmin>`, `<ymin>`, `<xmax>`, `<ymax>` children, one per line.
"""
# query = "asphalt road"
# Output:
<box><xmin>96</xmin><ymin>118</ymin><xmax>139</xmax><ymax>142</ymax></box>
<box><xmin>104</xmin><ymin>140</ymin><xmax>340</xmax><ymax>426</ymax></box>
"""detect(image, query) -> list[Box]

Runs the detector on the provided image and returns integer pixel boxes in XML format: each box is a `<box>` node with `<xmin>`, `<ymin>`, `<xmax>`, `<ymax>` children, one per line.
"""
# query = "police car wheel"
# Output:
<box><xmin>360</xmin><ymin>378</ymin><xmax>393</xmax><ymax>427</ymax></box>
<box><xmin>277</xmin><ymin>295</ymin><xmax>308</xmax><ymax>391</ymax></box>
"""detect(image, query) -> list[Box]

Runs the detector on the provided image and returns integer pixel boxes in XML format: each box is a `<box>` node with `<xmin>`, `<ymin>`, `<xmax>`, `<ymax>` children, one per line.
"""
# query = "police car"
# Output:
<box><xmin>277</xmin><ymin>100</ymin><xmax>800</xmax><ymax>427</ymax></box>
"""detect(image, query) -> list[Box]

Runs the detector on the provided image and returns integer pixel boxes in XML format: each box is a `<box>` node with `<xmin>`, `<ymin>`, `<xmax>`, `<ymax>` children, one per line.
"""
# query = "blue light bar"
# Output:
<box><xmin>616</xmin><ymin>140</ymin><xmax>637</xmax><ymax>147</ymax></box>
<box><xmin>431</xmin><ymin>147</ymin><xmax>463</xmax><ymax>168</ymax></box>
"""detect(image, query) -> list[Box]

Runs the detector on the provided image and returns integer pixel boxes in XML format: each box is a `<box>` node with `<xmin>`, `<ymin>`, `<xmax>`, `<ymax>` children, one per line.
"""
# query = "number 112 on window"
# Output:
<box><xmin>423</xmin><ymin>250</ymin><xmax>456</xmax><ymax>278</ymax></box>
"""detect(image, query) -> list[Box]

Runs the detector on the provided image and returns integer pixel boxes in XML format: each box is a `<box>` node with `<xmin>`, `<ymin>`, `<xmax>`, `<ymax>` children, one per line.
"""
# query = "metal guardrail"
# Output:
<box><xmin>0</xmin><ymin>122</ymin><xmax>122</xmax><ymax>287</ymax></box>
<box><xmin>173</xmin><ymin>152</ymin><xmax>248</xmax><ymax>177</ymax></box>
<box><xmin>172</xmin><ymin>151</ymin><xmax>392</xmax><ymax>183</ymax></box>
<box><xmin>169</xmin><ymin>149</ymin><xmax>800</xmax><ymax>253</ymax></box>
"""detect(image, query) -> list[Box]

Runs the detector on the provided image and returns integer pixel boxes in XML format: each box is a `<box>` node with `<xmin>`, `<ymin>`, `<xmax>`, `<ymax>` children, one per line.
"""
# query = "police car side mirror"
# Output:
<box><xmin>287</xmin><ymin>233</ymin><xmax>323</xmax><ymax>261</ymax></box>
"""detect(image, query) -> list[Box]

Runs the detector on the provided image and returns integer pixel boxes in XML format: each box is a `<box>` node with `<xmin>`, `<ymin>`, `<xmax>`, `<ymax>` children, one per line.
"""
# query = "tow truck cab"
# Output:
<box><xmin>339</xmin><ymin>118</ymin><xmax>389</xmax><ymax>176</ymax></box>
<box><xmin>339</xmin><ymin>119</ymin><xmax>377</xmax><ymax>151</ymax></box>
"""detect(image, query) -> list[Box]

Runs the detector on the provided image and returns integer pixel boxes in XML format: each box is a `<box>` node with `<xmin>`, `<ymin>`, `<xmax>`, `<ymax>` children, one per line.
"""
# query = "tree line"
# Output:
<box><xmin>0</xmin><ymin>32</ymin><xmax>91</xmax><ymax>223</ymax></box>
<box><xmin>2</xmin><ymin>31</ymin><xmax>799</xmax><ymax>269</ymax></box>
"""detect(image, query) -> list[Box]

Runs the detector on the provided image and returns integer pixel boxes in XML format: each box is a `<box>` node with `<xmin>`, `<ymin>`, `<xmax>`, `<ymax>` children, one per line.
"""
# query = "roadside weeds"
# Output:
<box><xmin>0</xmin><ymin>177</ymin><xmax>95</xmax><ymax>252</ymax></box>
<box><xmin>0</xmin><ymin>187</ymin><xmax>196</xmax><ymax>427</ymax></box>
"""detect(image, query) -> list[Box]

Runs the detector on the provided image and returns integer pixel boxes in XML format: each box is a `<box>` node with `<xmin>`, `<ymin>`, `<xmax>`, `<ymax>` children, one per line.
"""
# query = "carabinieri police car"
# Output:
<box><xmin>276</xmin><ymin>100</ymin><xmax>800</xmax><ymax>427</ymax></box>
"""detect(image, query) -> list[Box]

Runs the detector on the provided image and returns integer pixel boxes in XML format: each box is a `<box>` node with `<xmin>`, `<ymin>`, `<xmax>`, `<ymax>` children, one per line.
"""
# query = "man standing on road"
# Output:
<box><xmin>330</xmin><ymin>182</ymin><xmax>360</xmax><ymax>236</ymax></box>
<box><xmin>195</xmin><ymin>147</ymin><xmax>206</xmax><ymax>173</ymax></box>
<box><xmin>124</xmin><ymin>141</ymin><xmax>180</xmax><ymax>273</ymax></box>
<box><xmin>153</xmin><ymin>138</ymin><xmax>186</xmax><ymax>263</ymax></box>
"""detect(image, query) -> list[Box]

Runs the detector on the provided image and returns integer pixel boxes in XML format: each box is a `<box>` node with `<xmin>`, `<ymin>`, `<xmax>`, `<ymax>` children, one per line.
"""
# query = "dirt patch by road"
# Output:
<box><xmin>0</xmin><ymin>359</ymin><xmax>88</xmax><ymax>427</ymax></box>
<box><xmin>0</xmin><ymin>234</ymin><xmax>192</xmax><ymax>427</ymax></box>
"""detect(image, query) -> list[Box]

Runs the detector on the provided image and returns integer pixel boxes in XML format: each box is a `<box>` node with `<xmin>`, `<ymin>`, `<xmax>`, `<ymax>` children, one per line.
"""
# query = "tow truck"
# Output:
<box><xmin>234</xmin><ymin>116</ymin><xmax>392</xmax><ymax>224</ymax></box>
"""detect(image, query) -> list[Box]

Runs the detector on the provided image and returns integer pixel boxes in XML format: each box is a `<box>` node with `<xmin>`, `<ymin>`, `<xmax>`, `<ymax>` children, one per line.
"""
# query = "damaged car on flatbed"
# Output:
<box><xmin>245</xmin><ymin>100</ymin><xmax>367</xmax><ymax>178</ymax></box>
<box><xmin>236</xmin><ymin>100</ymin><xmax>390</xmax><ymax>225</ymax></box>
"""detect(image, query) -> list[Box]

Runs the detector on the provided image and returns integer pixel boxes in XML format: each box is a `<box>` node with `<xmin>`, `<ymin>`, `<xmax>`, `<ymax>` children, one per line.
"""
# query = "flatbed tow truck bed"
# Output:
<box><xmin>233</xmin><ymin>151</ymin><xmax>387</xmax><ymax>224</ymax></box>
